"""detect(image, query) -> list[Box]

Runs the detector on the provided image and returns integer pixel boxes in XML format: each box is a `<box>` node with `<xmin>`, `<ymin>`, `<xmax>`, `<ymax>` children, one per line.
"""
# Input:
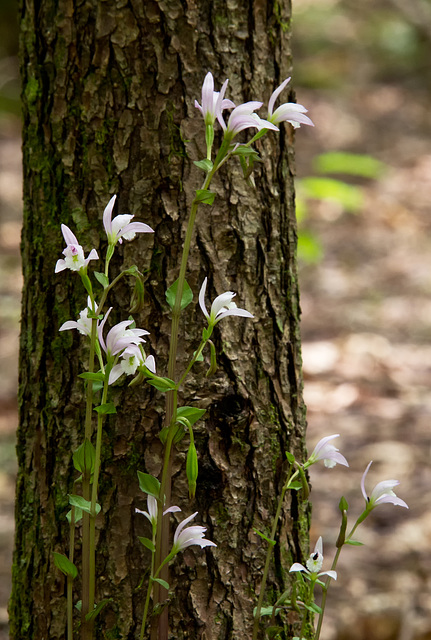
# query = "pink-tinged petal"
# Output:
<box><xmin>211</xmin><ymin>291</ymin><xmax>236</xmax><ymax>317</ymax></box>
<box><xmin>271</xmin><ymin>106</ymin><xmax>314</xmax><ymax>127</ymax></box>
<box><xmin>289</xmin><ymin>563</ymin><xmax>308</xmax><ymax>573</ymax></box>
<box><xmin>103</xmin><ymin>195</ymin><xmax>116</xmax><ymax>235</ymax></box>
<box><xmin>83</xmin><ymin>248</ymin><xmax>99</xmax><ymax>266</ymax></box>
<box><xmin>321</xmin><ymin>570</ymin><xmax>337</xmax><ymax>580</ymax></box>
<box><xmin>163</xmin><ymin>505</ymin><xmax>181</xmax><ymax>515</ymax></box>
<box><xmin>59</xmin><ymin>321</ymin><xmax>79</xmax><ymax>332</ymax></box>
<box><xmin>199</xmin><ymin>278</ymin><xmax>210</xmax><ymax>319</ymax></box>
<box><xmin>61</xmin><ymin>224</ymin><xmax>79</xmax><ymax>246</ymax></box>
<box><xmin>377</xmin><ymin>495</ymin><xmax>409</xmax><ymax>509</ymax></box>
<box><xmin>118</xmin><ymin>221</ymin><xmax>154</xmax><ymax>236</ymax></box>
<box><xmin>97</xmin><ymin>307</ymin><xmax>112</xmax><ymax>353</ymax></box>
<box><xmin>144</xmin><ymin>355</ymin><xmax>156</xmax><ymax>373</ymax></box>
<box><xmin>55</xmin><ymin>259</ymin><xmax>67</xmax><ymax>273</ymax></box>
<box><xmin>215</xmin><ymin>308</ymin><xmax>254</xmax><ymax>322</ymax></box>
<box><xmin>312</xmin><ymin>434</ymin><xmax>340</xmax><ymax>456</ymax></box>
<box><xmin>201</xmin><ymin>72</ymin><xmax>215</xmax><ymax>116</ymax></box>
<box><xmin>109</xmin><ymin>364</ymin><xmax>124</xmax><ymax>385</ymax></box>
<box><xmin>361</xmin><ymin>461</ymin><xmax>373</xmax><ymax>501</ymax></box>
<box><xmin>174</xmin><ymin>511</ymin><xmax>199</xmax><ymax>543</ymax></box>
<box><xmin>314</xmin><ymin>536</ymin><xmax>323</xmax><ymax>556</ymax></box>
<box><xmin>268</xmin><ymin>77</ymin><xmax>291</xmax><ymax>115</ymax></box>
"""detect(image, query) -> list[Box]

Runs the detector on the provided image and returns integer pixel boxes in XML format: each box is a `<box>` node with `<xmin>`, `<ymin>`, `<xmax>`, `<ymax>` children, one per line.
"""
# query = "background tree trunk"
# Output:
<box><xmin>10</xmin><ymin>0</ymin><xmax>309</xmax><ymax>638</ymax></box>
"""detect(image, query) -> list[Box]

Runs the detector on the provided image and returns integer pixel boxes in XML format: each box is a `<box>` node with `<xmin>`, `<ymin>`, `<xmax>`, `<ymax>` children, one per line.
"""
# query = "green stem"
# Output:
<box><xmin>68</xmin><ymin>506</ymin><xmax>76</xmax><ymax>640</ymax></box>
<box><xmin>314</xmin><ymin>517</ymin><xmax>365</xmax><ymax>640</ymax></box>
<box><xmin>252</xmin><ymin>467</ymin><xmax>300</xmax><ymax>639</ymax></box>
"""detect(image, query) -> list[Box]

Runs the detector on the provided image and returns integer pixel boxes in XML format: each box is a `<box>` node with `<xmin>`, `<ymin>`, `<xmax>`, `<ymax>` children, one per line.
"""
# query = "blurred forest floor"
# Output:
<box><xmin>1</xmin><ymin>0</ymin><xmax>431</xmax><ymax>638</ymax></box>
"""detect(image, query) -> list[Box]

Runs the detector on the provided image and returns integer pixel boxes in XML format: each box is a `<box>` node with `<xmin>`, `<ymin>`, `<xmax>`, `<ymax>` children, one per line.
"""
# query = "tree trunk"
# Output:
<box><xmin>10</xmin><ymin>1</ymin><xmax>308</xmax><ymax>638</ymax></box>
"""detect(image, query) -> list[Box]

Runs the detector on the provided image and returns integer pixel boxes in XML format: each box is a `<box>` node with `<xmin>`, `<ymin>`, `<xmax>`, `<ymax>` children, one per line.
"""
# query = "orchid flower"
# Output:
<box><xmin>170</xmin><ymin>511</ymin><xmax>217</xmax><ymax>555</ymax></box>
<box><xmin>289</xmin><ymin>537</ymin><xmax>337</xmax><ymax>581</ymax></box>
<box><xmin>109</xmin><ymin>344</ymin><xmax>156</xmax><ymax>385</ymax></box>
<box><xmin>135</xmin><ymin>496</ymin><xmax>180</xmax><ymax>529</ymax></box>
<box><xmin>55</xmin><ymin>224</ymin><xmax>98</xmax><ymax>273</ymax></box>
<box><xmin>98</xmin><ymin>307</ymin><xmax>149</xmax><ymax>357</ymax></box>
<box><xmin>199</xmin><ymin>277</ymin><xmax>253</xmax><ymax>326</ymax></box>
<box><xmin>361</xmin><ymin>461</ymin><xmax>408</xmax><ymax>510</ymax></box>
<box><xmin>305</xmin><ymin>434</ymin><xmax>349</xmax><ymax>469</ymax></box>
<box><xmin>194</xmin><ymin>71</ymin><xmax>235</xmax><ymax>127</ymax></box>
<box><xmin>219</xmin><ymin>101</ymin><xmax>279</xmax><ymax>139</ymax></box>
<box><xmin>103</xmin><ymin>195</ymin><xmax>154</xmax><ymax>245</ymax></box>
<box><xmin>59</xmin><ymin>297</ymin><xmax>98</xmax><ymax>337</ymax></box>
<box><xmin>267</xmin><ymin>78</ymin><xmax>314</xmax><ymax>129</ymax></box>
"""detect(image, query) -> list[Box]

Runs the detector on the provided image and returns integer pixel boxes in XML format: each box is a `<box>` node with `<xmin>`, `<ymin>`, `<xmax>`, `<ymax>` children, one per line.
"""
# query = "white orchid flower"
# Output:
<box><xmin>171</xmin><ymin>511</ymin><xmax>217</xmax><ymax>554</ymax></box>
<box><xmin>59</xmin><ymin>297</ymin><xmax>98</xmax><ymax>337</ymax></box>
<box><xmin>195</xmin><ymin>71</ymin><xmax>235</xmax><ymax>127</ymax></box>
<box><xmin>199</xmin><ymin>277</ymin><xmax>253</xmax><ymax>326</ymax></box>
<box><xmin>103</xmin><ymin>195</ymin><xmax>153</xmax><ymax>245</ymax></box>
<box><xmin>267</xmin><ymin>77</ymin><xmax>314</xmax><ymax>129</ymax></box>
<box><xmin>306</xmin><ymin>434</ymin><xmax>349</xmax><ymax>469</ymax></box>
<box><xmin>361</xmin><ymin>461</ymin><xmax>408</xmax><ymax>510</ymax></box>
<box><xmin>135</xmin><ymin>496</ymin><xmax>180</xmax><ymax>529</ymax></box>
<box><xmin>55</xmin><ymin>224</ymin><xmax>98</xmax><ymax>273</ymax></box>
<box><xmin>219</xmin><ymin>101</ymin><xmax>279</xmax><ymax>138</ymax></box>
<box><xmin>109</xmin><ymin>345</ymin><xmax>156</xmax><ymax>385</ymax></box>
<box><xmin>97</xmin><ymin>307</ymin><xmax>149</xmax><ymax>357</ymax></box>
<box><xmin>290</xmin><ymin>537</ymin><xmax>337</xmax><ymax>581</ymax></box>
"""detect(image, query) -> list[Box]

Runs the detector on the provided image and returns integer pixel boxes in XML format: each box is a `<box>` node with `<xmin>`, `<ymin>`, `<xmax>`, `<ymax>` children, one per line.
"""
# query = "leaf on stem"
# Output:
<box><xmin>84</xmin><ymin>599</ymin><xmax>111</xmax><ymax>623</ymax></box>
<box><xmin>165</xmin><ymin>278</ymin><xmax>193</xmax><ymax>311</ymax></box>
<box><xmin>66</xmin><ymin>507</ymin><xmax>83</xmax><ymax>524</ymax></box>
<box><xmin>138</xmin><ymin>536</ymin><xmax>155</xmax><ymax>552</ymax></box>
<box><xmin>94</xmin><ymin>271</ymin><xmax>109</xmax><ymax>288</ymax></box>
<box><xmin>137</xmin><ymin>471</ymin><xmax>160</xmax><ymax>499</ymax></box>
<box><xmin>73</xmin><ymin>438</ymin><xmax>96</xmax><ymax>474</ymax></box>
<box><xmin>94</xmin><ymin>402</ymin><xmax>117</xmax><ymax>415</ymax></box>
<box><xmin>177</xmin><ymin>406</ymin><xmax>206</xmax><ymax>426</ymax></box>
<box><xmin>68</xmin><ymin>494</ymin><xmax>101</xmax><ymax>516</ymax></box>
<box><xmin>146</xmin><ymin>376</ymin><xmax>177</xmax><ymax>392</ymax></box>
<box><xmin>193</xmin><ymin>159</ymin><xmax>213</xmax><ymax>172</ymax></box>
<box><xmin>152</xmin><ymin>577</ymin><xmax>170</xmax><ymax>590</ymax></box>
<box><xmin>53</xmin><ymin>552</ymin><xmax>78</xmax><ymax>579</ymax></box>
<box><xmin>345</xmin><ymin>539</ymin><xmax>364</xmax><ymax>546</ymax></box>
<box><xmin>194</xmin><ymin>189</ymin><xmax>216</xmax><ymax>205</ymax></box>
<box><xmin>253</xmin><ymin>529</ymin><xmax>276</xmax><ymax>547</ymax></box>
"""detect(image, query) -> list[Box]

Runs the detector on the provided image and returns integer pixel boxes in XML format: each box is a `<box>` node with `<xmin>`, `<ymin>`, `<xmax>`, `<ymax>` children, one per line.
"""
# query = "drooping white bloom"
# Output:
<box><xmin>267</xmin><ymin>78</ymin><xmax>314</xmax><ymax>129</ymax></box>
<box><xmin>361</xmin><ymin>461</ymin><xmax>408</xmax><ymax>510</ymax></box>
<box><xmin>171</xmin><ymin>511</ymin><xmax>217</xmax><ymax>554</ymax></box>
<box><xmin>194</xmin><ymin>72</ymin><xmax>235</xmax><ymax>127</ymax></box>
<box><xmin>199</xmin><ymin>277</ymin><xmax>253</xmax><ymax>326</ymax></box>
<box><xmin>103</xmin><ymin>195</ymin><xmax>153</xmax><ymax>245</ymax></box>
<box><xmin>306</xmin><ymin>434</ymin><xmax>349</xmax><ymax>469</ymax></box>
<box><xmin>289</xmin><ymin>537</ymin><xmax>337</xmax><ymax>581</ymax></box>
<box><xmin>59</xmin><ymin>297</ymin><xmax>98</xmax><ymax>337</ymax></box>
<box><xmin>109</xmin><ymin>344</ymin><xmax>156</xmax><ymax>384</ymax></box>
<box><xmin>135</xmin><ymin>496</ymin><xmax>180</xmax><ymax>528</ymax></box>
<box><xmin>55</xmin><ymin>224</ymin><xmax>98</xmax><ymax>273</ymax></box>
<box><xmin>219</xmin><ymin>101</ymin><xmax>279</xmax><ymax>138</ymax></box>
<box><xmin>98</xmin><ymin>307</ymin><xmax>149</xmax><ymax>357</ymax></box>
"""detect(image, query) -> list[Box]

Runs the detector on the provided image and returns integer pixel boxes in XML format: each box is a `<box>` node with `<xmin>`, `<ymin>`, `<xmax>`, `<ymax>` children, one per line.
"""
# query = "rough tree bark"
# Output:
<box><xmin>10</xmin><ymin>1</ymin><xmax>309</xmax><ymax>638</ymax></box>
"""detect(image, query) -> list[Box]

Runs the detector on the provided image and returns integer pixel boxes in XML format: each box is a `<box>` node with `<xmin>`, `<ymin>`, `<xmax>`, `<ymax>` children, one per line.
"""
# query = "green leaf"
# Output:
<box><xmin>193</xmin><ymin>159</ymin><xmax>213</xmax><ymax>172</ymax></box>
<box><xmin>289</xmin><ymin>481</ymin><xmax>303</xmax><ymax>491</ymax></box>
<box><xmin>165</xmin><ymin>278</ymin><xmax>193</xmax><ymax>311</ymax></box>
<box><xmin>94</xmin><ymin>403</ymin><xmax>117</xmax><ymax>415</ymax></box>
<box><xmin>186</xmin><ymin>441</ymin><xmax>198</xmax><ymax>499</ymax></box>
<box><xmin>53</xmin><ymin>552</ymin><xmax>78</xmax><ymax>579</ymax></box>
<box><xmin>138</xmin><ymin>537</ymin><xmax>156</xmax><ymax>552</ymax></box>
<box><xmin>152</xmin><ymin>578</ymin><xmax>170</xmax><ymax>591</ymax></box>
<box><xmin>85</xmin><ymin>599</ymin><xmax>111</xmax><ymax>623</ymax></box>
<box><xmin>66</xmin><ymin>506</ymin><xmax>83</xmax><ymax>524</ymax></box>
<box><xmin>75</xmin><ymin>600</ymin><xmax>82</xmax><ymax>611</ymax></box>
<box><xmin>146</xmin><ymin>376</ymin><xmax>177</xmax><ymax>392</ymax></box>
<box><xmin>78</xmin><ymin>372</ymin><xmax>105</xmax><ymax>381</ymax></box>
<box><xmin>68</xmin><ymin>495</ymin><xmax>101</xmax><ymax>516</ymax></box>
<box><xmin>137</xmin><ymin>471</ymin><xmax>160</xmax><ymax>499</ymax></box>
<box><xmin>177</xmin><ymin>406</ymin><xmax>206</xmax><ymax>426</ymax></box>
<box><xmin>267</xmin><ymin>626</ymin><xmax>284</xmax><ymax>639</ymax></box>
<box><xmin>345</xmin><ymin>539</ymin><xmax>364</xmax><ymax>546</ymax></box>
<box><xmin>73</xmin><ymin>438</ymin><xmax>96</xmax><ymax>474</ymax></box>
<box><xmin>285</xmin><ymin>451</ymin><xmax>295</xmax><ymax>464</ymax></box>
<box><xmin>232</xmin><ymin>145</ymin><xmax>260</xmax><ymax>158</ymax></box>
<box><xmin>305</xmin><ymin>602</ymin><xmax>322</xmax><ymax>614</ymax></box>
<box><xmin>206</xmin><ymin>339</ymin><xmax>217</xmax><ymax>377</ymax></box>
<box><xmin>159</xmin><ymin>423</ymin><xmax>186</xmax><ymax>446</ymax></box>
<box><xmin>253</xmin><ymin>529</ymin><xmax>276</xmax><ymax>547</ymax></box>
<box><xmin>313</xmin><ymin>151</ymin><xmax>386</xmax><ymax>179</ymax></box>
<box><xmin>194</xmin><ymin>189</ymin><xmax>216</xmax><ymax>205</ymax></box>
<box><xmin>94</xmin><ymin>271</ymin><xmax>109</xmax><ymax>288</ymax></box>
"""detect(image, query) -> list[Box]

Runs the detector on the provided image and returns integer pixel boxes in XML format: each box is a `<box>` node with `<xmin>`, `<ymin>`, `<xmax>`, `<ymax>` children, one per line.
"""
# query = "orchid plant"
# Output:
<box><xmin>52</xmin><ymin>70</ymin><xmax>407</xmax><ymax>640</ymax></box>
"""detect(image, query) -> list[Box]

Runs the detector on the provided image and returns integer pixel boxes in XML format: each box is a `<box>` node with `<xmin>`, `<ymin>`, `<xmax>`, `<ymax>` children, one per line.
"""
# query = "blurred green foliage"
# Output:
<box><xmin>293</xmin><ymin>0</ymin><xmax>430</xmax><ymax>88</ymax></box>
<box><xmin>296</xmin><ymin>152</ymin><xmax>388</xmax><ymax>263</ymax></box>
